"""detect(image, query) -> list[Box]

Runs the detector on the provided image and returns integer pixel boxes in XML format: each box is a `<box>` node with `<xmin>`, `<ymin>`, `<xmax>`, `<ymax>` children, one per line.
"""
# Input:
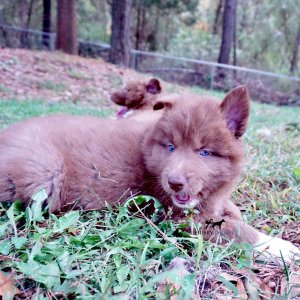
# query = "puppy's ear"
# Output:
<box><xmin>111</xmin><ymin>91</ymin><xmax>127</xmax><ymax>106</ymax></box>
<box><xmin>220</xmin><ymin>85</ymin><xmax>250</xmax><ymax>138</ymax></box>
<box><xmin>153</xmin><ymin>100</ymin><xmax>173</xmax><ymax>111</ymax></box>
<box><xmin>146</xmin><ymin>78</ymin><xmax>162</xmax><ymax>95</ymax></box>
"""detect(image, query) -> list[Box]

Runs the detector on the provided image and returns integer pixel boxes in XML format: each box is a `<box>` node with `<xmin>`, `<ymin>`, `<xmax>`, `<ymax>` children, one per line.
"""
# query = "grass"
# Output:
<box><xmin>68</xmin><ymin>69</ymin><xmax>92</xmax><ymax>80</ymax></box>
<box><xmin>0</xmin><ymin>94</ymin><xmax>299</xmax><ymax>299</ymax></box>
<box><xmin>0</xmin><ymin>195</ymin><xmax>252</xmax><ymax>299</ymax></box>
<box><xmin>0</xmin><ymin>84</ymin><xmax>12</xmax><ymax>94</ymax></box>
<box><xmin>38</xmin><ymin>80</ymin><xmax>68</xmax><ymax>92</ymax></box>
<box><xmin>240</xmin><ymin>103</ymin><xmax>300</xmax><ymax>233</ymax></box>
<box><xmin>0</xmin><ymin>99</ymin><xmax>112</xmax><ymax>129</ymax></box>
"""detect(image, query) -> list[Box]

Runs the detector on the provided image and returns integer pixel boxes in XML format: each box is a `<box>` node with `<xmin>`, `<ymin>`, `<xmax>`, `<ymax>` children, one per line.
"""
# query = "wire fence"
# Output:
<box><xmin>0</xmin><ymin>24</ymin><xmax>299</xmax><ymax>105</ymax></box>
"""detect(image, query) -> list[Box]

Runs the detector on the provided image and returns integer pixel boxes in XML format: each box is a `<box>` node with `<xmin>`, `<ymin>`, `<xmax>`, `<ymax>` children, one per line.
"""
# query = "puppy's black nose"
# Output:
<box><xmin>168</xmin><ymin>176</ymin><xmax>186</xmax><ymax>192</ymax></box>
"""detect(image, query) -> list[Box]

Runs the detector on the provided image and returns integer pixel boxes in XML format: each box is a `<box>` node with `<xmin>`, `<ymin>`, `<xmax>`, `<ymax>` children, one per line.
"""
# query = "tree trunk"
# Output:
<box><xmin>56</xmin><ymin>0</ymin><xmax>78</xmax><ymax>55</ymax></box>
<box><xmin>218</xmin><ymin>0</ymin><xmax>237</xmax><ymax>65</ymax></box>
<box><xmin>290</xmin><ymin>22</ymin><xmax>300</xmax><ymax>74</ymax></box>
<box><xmin>232</xmin><ymin>6</ymin><xmax>237</xmax><ymax>79</ymax></box>
<box><xmin>233</xmin><ymin>23</ymin><xmax>237</xmax><ymax>66</ymax></box>
<box><xmin>42</xmin><ymin>0</ymin><xmax>51</xmax><ymax>49</ymax></box>
<box><xmin>149</xmin><ymin>7</ymin><xmax>160</xmax><ymax>51</ymax></box>
<box><xmin>109</xmin><ymin>0</ymin><xmax>132</xmax><ymax>66</ymax></box>
<box><xmin>213</xmin><ymin>0</ymin><xmax>223</xmax><ymax>35</ymax></box>
<box><xmin>141</xmin><ymin>8</ymin><xmax>146</xmax><ymax>48</ymax></box>
<box><xmin>19</xmin><ymin>0</ymin><xmax>26</xmax><ymax>47</ymax></box>
<box><xmin>163</xmin><ymin>14</ymin><xmax>171</xmax><ymax>51</ymax></box>
<box><xmin>19</xmin><ymin>0</ymin><xmax>26</xmax><ymax>28</ymax></box>
<box><xmin>135</xmin><ymin>0</ymin><xmax>141</xmax><ymax>50</ymax></box>
<box><xmin>26</xmin><ymin>0</ymin><xmax>35</xmax><ymax>29</ymax></box>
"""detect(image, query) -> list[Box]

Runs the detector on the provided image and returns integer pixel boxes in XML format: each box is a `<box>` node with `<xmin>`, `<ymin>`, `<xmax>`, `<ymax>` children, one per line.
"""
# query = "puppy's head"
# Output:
<box><xmin>143</xmin><ymin>85</ymin><xmax>250</xmax><ymax>210</ymax></box>
<box><xmin>111</xmin><ymin>78</ymin><xmax>162</xmax><ymax>110</ymax></box>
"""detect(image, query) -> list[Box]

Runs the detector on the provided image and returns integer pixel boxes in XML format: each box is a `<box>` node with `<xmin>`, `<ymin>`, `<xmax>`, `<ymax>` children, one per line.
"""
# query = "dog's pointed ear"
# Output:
<box><xmin>111</xmin><ymin>91</ymin><xmax>127</xmax><ymax>106</ymax></box>
<box><xmin>153</xmin><ymin>99</ymin><xmax>174</xmax><ymax>111</ymax></box>
<box><xmin>146</xmin><ymin>78</ymin><xmax>162</xmax><ymax>95</ymax></box>
<box><xmin>220</xmin><ymin>85</ymin><xmax>250</xmax><ymax>138</ymax></box>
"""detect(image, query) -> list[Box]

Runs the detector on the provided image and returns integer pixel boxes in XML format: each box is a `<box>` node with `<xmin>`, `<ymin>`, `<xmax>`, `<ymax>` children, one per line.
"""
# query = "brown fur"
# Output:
<box><xmin>111</xmin><ymin>78</ymin><xmax>162</xmax><ymax>111</ymax></box>
<box><xmin>111</xmin><ymin>78</ymin><xmax>179</xmax><ymax>121</ymax></box>
<box><xmin>111</xmin><ymin>79</ymin><xmax>254</xmax><ymax>243</ymax></box>
<box><xmin>0</xmin><ymin>86</ymin><xmax>299</xmax><ymax>259</ymax></box>
<box><xmin>0</xmin><ymin>116</ymin><xmax>150</xmax><ymax>212</ymax></box>
<box><xmin>0</xmin><ymin>86</ymin><xmax>248</xmax><ymax>232</ymax></box>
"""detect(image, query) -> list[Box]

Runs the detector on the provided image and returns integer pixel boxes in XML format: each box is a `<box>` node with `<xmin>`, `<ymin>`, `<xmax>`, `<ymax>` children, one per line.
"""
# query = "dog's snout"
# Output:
<box><xmin>168</xmin><ymin>175</ymin><xmax>186</xmax><ymax>192</ymax></box>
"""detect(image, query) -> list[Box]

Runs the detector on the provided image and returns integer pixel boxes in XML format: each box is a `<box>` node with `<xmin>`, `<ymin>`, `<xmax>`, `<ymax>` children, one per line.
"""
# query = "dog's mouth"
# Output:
<box><xmin>175</xmin><ymin>192</ymin><xmax>190</xmax><ymax>204</ymax></box>
<box><xmin>171</xmin><ymin>192</ymin><xmax>200</xmax><ymax>209</ymax></box>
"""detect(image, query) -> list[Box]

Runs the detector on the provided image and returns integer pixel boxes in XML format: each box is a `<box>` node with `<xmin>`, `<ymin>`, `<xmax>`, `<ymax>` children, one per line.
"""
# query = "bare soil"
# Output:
<box><xmin>0</xmin><ymin>48</ymin><xmax>149</xmax><ymax>108</ymax></box>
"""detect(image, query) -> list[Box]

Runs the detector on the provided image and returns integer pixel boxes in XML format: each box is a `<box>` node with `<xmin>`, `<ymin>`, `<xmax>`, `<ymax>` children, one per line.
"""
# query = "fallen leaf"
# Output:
<box><xmin>219</xmin><ymin>272</ymin><xmax>239</xmax><ymax>283</ymax></box>
<box><xmin>245</xmin><ymin>272</ymin><xmax>261</xmax><ymax>299</ymax></box>
<box><xmin>218</xmin><ymin>273</ymin><xmax>239</xmax><ymax>297</ymax></box>
<box><xmin>0</xmin><ymin>271</ymin><xmax>20</xmax><ymax>299</ymax></box>
<box><xmin>234</xmin><ymin>278</ymin><xmax>248</xmax><ymax>300</ymax></box>
<box><xmin>259</xmin><ymin>281</ymin><xmax>274</xmax><ymax>299</ymax></box>
<box><xmin>281</xmin><ymin>272</ymin><xmax>300</xmax><ymax>298</ymax></box>
<box><xmin>157</xmin><ymin>257</ymin><xmax>200</xmax><ymax>300</ymax></box>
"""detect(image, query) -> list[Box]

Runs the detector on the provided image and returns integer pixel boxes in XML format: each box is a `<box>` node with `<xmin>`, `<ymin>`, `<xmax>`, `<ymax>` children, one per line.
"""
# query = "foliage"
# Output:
<box><xmin>0</xmin><ymin>195</ymin><xmax>244</xmax><ymax>298</ymax></box>
<box><xmin>235</xmin><ymin>0</ymin><xmax>300</xmax><ymax>73</ymax></box>
<box><xmin>0</xmin><ymin>0</ymin><xmax>299</xmax><ymax>74</ymax></box>
<box><xmin>0</xmin><ymin>84</ymin><xmax>299</xmax><ymax>298</ymax></box>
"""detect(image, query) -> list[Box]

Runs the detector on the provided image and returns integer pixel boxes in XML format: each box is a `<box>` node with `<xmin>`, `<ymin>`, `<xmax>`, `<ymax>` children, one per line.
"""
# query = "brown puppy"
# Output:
<box><xmin>111</xmin><ymin>77</ymin><xmax>179</xmax><ymax>122</ymax></box>
<box><xmin>111</xmin><ymin>80</ymin><xmax>300</xmax><ymax>262</ymax></box>
<box><xmin>111</xmin><ymin>78</ymin><xmax>162</xmax><ymax>115</ymax></box>
<box><xmin>0</xmin><ymin>86</ymin><xmax>299</xmax><ymax>261</ymax></box>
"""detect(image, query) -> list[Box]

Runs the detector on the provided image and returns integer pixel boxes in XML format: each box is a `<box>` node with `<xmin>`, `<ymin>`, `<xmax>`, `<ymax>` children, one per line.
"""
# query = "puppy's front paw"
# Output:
<box><xmin>255</xmin><ymin>233</ymin><xmax>300</xmax><ymax>263</ymax></box>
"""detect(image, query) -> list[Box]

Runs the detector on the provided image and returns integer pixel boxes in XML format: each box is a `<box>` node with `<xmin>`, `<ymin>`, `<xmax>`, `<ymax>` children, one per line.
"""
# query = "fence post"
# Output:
<box><xmin>210</xmin><ymin>65</ymin><xmax>216</xmax><ymax>90</ymax></box>
<box><xmin>50</xmin><ymin>33</ymin><xmax>55</xmax><ymax>51</ymax></box>
<box><xmin>131</xmin><ymin>51</ymin><xmax>138</xmax><ymax>70</ymax></box>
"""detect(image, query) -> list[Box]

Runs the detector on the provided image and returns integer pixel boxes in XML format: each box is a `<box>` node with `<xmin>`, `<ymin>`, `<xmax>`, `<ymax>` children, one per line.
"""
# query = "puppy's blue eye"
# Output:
<box><xmin>167</xmin><ymin>144</ymin><xmax>176</xmax><ymax>152</ymax></box>
<box><xmin>199</xmin><ymin>149</ymin><xmax>210</xmax><ymax>156</ymax></box>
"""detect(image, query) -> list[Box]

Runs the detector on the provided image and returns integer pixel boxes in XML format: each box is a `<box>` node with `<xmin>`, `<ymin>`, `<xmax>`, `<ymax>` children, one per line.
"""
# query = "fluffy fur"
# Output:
<box><xmin>0</xmin><ymin>86</ymin><xmax>299</xmax><ymax>262</ymax></box>
<box><xmin>111</xmin><ymin>78</ymin><xmax>162</xmax><ymax>111</ymax></box>
<box><xmin>111</xmin><ymin>77</ymin><xmax>179</xmax><ymax>122</ymax></box>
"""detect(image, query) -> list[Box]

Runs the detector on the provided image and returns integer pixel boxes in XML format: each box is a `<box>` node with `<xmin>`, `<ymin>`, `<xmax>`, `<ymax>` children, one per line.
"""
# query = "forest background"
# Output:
<box><xmin>1</xmin><ymin>0</ymin><xmax>300</xmax><ymax>77</ymax></box>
